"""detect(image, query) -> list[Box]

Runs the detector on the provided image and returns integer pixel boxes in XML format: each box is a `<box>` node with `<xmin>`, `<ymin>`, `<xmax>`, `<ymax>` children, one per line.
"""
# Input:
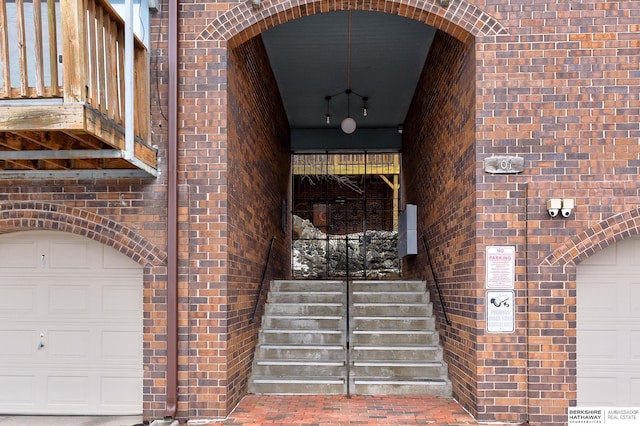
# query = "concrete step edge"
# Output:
<box><xmin>353</xmin><ymin>379</ymin><xmax>449</xmax><ymax>385</ymax></box>
<box><xmin>257</xmin><ymin>360</ymin><xmax>345</xmax><ymax>366</ymax></box>
<box><xmin>263</xmin><ymin>329</ymin><xmax>343</xmax><ymax>334</ymax></box>
<box><xmin>266</xmin><ymin>315</ymin><xmax>343</xmax><ymax>319</ymax></box>
<box><xmin>352</xmin><ymin>346</ymin><xmax>439</xmax><ymax>351</ymax></box>
<box><xmin>352</xmin><ymin>361</ymin><xmax>444</xmax><ymax>367</ymax></box>
<box><xmin>259</xmin><ymin>345</ymin><xmax>345</xmax><ymax>350</ymax></box>
<box><xmin>352</xmin><ymin>330</ymin><xmax>434</xmax><ymax>335</ymax></box>
<box><xmin>253</xmin><ymin>378</ymin><xmax>345</xmax><ymax>384</ymax></box>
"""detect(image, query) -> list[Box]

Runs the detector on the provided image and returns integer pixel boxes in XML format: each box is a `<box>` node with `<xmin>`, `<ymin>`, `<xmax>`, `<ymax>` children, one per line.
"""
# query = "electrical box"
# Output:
<box><xmin>398</xmin><ymin>204</ymin><xmax>417</xmax><ymax>258</ymax></box>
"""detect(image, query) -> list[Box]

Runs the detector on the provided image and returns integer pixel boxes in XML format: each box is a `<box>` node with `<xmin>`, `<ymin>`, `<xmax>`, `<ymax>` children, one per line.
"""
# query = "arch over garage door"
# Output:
<box><xmin>0</xmin><ymin>201</ymin><xmax>166</xmax><ymax>267</ymax></box>
<box><xmin>198</xmin><ymin>0</ymin><xmax>507</xmax><ymax>46</ymax></box>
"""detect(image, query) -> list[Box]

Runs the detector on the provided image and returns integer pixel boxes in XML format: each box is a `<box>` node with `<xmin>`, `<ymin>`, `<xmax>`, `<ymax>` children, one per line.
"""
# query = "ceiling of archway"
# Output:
<box><xmin>262</xmin><ymin>11</ymin><xmax>436</xmax><ymax>132</ymax></box>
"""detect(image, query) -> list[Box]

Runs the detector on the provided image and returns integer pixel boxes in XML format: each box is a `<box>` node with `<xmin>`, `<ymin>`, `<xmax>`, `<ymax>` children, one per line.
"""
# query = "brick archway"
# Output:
<box><xmin>199</xmin><ymin>0</ymin><xmax>507</xmax><ymax>46</ymax></box>
<box><xmin>0</xmin><ymin>201</ymin><xmax>166</xmax><ymax>267</ymax></box>
<box><xmin>544</xmin><ymin>207</ymin><xmax>640</xmax><ymax>267</ymax></box>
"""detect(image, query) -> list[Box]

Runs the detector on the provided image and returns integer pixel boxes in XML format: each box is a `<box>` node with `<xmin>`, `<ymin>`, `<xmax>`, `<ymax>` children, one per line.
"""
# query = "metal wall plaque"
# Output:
<box><xmin>483</xmin><ymin>156</ymin><xmax>524</xmax><ymax>174</ymax></box>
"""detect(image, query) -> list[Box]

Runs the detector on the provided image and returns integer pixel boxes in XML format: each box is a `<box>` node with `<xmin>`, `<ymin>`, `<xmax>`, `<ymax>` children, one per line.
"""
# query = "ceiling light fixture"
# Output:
<box><xmin>324</xmin><ymin>11</ymin><xmax>368</xmax><ymax>134</ymax></box>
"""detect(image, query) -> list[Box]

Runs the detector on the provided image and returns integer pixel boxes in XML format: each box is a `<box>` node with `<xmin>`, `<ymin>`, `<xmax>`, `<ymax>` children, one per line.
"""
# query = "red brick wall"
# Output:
<box><xmin>401</xmin><ymin>29</ymin><xmax>479</xmax><ymax>417</ymax></box>
<box><xmin>227</xmin><ymin>35</ymin><xmax>291</xmax><ymax>411</ymax></box>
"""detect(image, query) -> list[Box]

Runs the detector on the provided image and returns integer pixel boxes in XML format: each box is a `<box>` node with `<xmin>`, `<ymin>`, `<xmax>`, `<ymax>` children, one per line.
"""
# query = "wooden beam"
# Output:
<box><xmin>0</xmin><ymin>149</ymin><xmax>125</xmax><ymax>160</ymax></box>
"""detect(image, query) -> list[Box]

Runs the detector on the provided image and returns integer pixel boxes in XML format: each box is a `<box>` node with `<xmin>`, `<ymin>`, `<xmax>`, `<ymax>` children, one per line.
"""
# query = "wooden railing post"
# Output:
<box><xmin>60</xmin><ymin>0</ymin><xmax>86</xmax><ymax>102</ymax></box>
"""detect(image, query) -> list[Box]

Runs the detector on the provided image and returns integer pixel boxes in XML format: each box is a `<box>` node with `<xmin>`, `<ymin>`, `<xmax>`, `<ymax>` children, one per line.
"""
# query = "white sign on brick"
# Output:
<box><xmin>486</xmin><ymin>246</ymin><xmax>515</xmax><ymax>289</ymax></box>
<box><xmin>486</xmin><ymin>290</ymin><xmax>514</xmax><ymax>333</ymax></box>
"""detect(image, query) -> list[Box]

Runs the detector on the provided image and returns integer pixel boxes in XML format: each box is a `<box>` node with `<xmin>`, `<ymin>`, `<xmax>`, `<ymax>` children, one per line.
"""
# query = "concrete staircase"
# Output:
<box><xmin>248</xmin><ymin>279</ymin><xmax>451</xmax><ymax>396</ymax></box>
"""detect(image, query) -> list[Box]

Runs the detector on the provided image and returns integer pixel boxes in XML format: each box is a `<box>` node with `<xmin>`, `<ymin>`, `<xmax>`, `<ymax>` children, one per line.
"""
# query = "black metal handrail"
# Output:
<box><xmin>421</xmin><ymin>234</ymin><xmax>451</xmax><ymax>326</ymax></box>
<box><xmin>250</xmin><ymin>236</ymin><xmax>276</xmax><ymax>324</ymax></box>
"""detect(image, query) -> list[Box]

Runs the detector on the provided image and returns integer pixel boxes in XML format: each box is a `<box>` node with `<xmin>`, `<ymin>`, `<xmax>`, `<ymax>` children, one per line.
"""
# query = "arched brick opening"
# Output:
<box><xmin>189</xmin><ymin>0</ymin><xmax>508</xmax><ymax>419</ymax></box>
<box><xmin>0</xmin><ymin>200</ymin><xmax>168</xmax><ymax>418</ymax></box>
<box><xmin>199</xmin><ymin>0</ymin><xmax>507</xmax><ymax>46</ymax></box>
<box><xmin>0</xmin><ymin>201</ymin><xmax>166</xmax><ymax>266</ymax></box>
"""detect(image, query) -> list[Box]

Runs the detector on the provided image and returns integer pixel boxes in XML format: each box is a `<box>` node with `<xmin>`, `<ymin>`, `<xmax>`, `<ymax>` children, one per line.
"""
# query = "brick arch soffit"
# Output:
<box><xmin>542</xmin><ymin>207</ymin><xmax>640</xmax><ymax>268</ymax></box>
<box><xmin>0</xmin><ymin>201</ymin><xmax>166</xmax><ymax>268</ymax></box>
<box><xmin>198</xmin><ymin>0</ymin><xmax>507</xmax><ymax>46</ymax></box>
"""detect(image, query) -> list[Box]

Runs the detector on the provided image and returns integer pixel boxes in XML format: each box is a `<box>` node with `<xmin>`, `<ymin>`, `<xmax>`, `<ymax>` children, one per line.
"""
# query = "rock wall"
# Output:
<box><xmin>292</xmin><ymin>215</ymin><xmax>400</xmax><ymax>278</ymax></box>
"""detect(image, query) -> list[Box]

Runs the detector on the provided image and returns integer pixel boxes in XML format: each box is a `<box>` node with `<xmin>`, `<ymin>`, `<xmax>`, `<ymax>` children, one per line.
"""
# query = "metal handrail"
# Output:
<box><xmin>345</xmin><ymin>234</ymin><xmax>351</xmax><ymax>397</ymax></box>
<box><xmin>249</xmin><ymin>236</ymin><xmax>276</xmax><ymax>324</ymax></box>
<box><xmin>421</xmin><ymin>234</ymin><xmax>451</xmax><ymax>326</ymax></box>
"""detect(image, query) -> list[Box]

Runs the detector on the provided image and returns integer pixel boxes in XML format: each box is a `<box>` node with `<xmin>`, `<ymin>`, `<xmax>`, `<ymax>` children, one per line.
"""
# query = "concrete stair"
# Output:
<box><xmin>350</xmin><ymin>280</ymin><xmax>452</xmax><ymax>396</ymax></box>
<box><xmin>248</xmin><ymin>280</ymin><xmax>347</xmax><ymax>394</ymax></box>
<box><xmin>248</xmin><ymin>279</ymin><xmax>451</xmax><ymax>396</ymax></box>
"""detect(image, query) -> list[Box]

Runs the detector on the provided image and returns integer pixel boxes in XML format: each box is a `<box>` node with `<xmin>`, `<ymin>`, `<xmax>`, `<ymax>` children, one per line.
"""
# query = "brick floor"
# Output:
<box><xmin>215</xmin><ymin>395</ymin><xmax>482</xmax><ymax>425</ymax></box>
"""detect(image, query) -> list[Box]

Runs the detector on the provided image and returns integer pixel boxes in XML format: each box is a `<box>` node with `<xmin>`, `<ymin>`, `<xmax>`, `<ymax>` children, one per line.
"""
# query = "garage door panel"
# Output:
<box><xmin>49</xmin><ymin>241</ymin><xmax>101</xmax><ymax>270</ymax></box>
<box><xmin>632</xmin><ymin>283</ymin><xmax>640</xmax><ymax>316</ymax></box>
<box><xmin>579</xmin><ymin>281</ymin><xmax>617</xmax><ymax>312</ymax></box>
<box><xmin>0</xmin><ymin>375</ymin><xmax>37</xmax><ymax>407</ymax></box>
<box><xmin>632</xmin><ymin>330</ymin><xmax>640</xmax><ymax>360</ymax></box>
<box><xmin>0</xmin><ymin>329</ymin><xmax>37</xmax><ymax>357</ymax></box>
<box><xmin>0</xmin><ymin>231</ymin><xmax>143</xmax><ymax>415</ymax></box>
<box><xmin>102</xmin><ymin>331</ymin><xmax>142</xmax><ymax>361</ymax></box>
<box><xmin>0</xmin><ymin>241</ymin><xmax>39</xmax><ymax>269</ymax></box>
<box><xmin>577</xmin><ymin>329</ymin><xmax>617</xmax><ymax>360</ymax></box>
<box><xmin>0</xmin><ymin>285</ymin><xmax>36</xmax><ymax>313</ymax></box>
<box><xmin>577</xmin><ymin>236</ymin><xmax>640</xmax><ymax>407</ymax></box>
<box><xmin>47</xmin><ymin>330</ymin><xmax>90</xmax><ymax>360</ymax></box>
<box><xmin>102</xmin><ymin>285</ymin><xmax>142</xmax><ymax>316</ymax></box>
<box><xmin>577</xmin><ymin>377</ymin><xmax>617</xmax><ymax>406</ymax></box>
<box><xmin>101</xmin><ymin>377</ymin><xmax>143</xmax><ymax>406</ymax></box>
<box><xmin>632</xmin><ymin>378</ymin><xmax>640</xmax><ymax>405</ymax></box>
<box><xmin>48</xmin><ymin>285</ymin><xmax>90</xmax><ymax>315</ymax></box>
<box><xmin>47</xmin><ymin>376</ymin><xmax>90</xmax><ymax>406</ymax></box>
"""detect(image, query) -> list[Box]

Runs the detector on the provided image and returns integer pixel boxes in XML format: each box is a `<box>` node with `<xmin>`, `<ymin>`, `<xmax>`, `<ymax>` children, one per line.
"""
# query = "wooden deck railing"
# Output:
<box><xmin>293</xmin><ymin>153</ymin><xmax>400</xmax><ymax>175</ymax></box>
<box><xmin>0</xmin><ymin>0</ymin><xmax>150</xmax><ymax>143</ymax></box>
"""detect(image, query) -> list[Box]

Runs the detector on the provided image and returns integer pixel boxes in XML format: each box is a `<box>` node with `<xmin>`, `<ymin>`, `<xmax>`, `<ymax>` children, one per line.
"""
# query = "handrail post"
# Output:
<box><xmin>60</xmin><ymin>0</ymin><xmax>86</xmax><ymax>103</ymax></box>
<box><xmin>249</xmin><ymin>236</ymin><xmax>277</xmax><ymax>324</ymax></box>
<box><xmin>421</xmin><ymin>234</ymin><xmax>451</xmax><ymax>326</ymax></box>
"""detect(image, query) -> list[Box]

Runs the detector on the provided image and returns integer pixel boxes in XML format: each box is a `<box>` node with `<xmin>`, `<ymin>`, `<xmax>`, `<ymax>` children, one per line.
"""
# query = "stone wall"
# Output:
<box><xmin>293</xmin><ymin>215</ymin><xmax>399</xmax><ymax>279</ymax></box>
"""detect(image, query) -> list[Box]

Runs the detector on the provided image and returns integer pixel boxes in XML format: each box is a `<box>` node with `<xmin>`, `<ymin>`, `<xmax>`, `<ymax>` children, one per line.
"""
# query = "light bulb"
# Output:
<box><xmin>325</xmin><ymin>114</ymin><xmax>331</xmax><ymax>124</ymax></box>
<box><xmin>362</xmin><ymin>107</ymin><xmax>367</xmax><ymax>117</ymax></box>
<box><xmin>341</xmin><ymin>117</ymin><xmax>356</xmax><ymax>134</ymax></box>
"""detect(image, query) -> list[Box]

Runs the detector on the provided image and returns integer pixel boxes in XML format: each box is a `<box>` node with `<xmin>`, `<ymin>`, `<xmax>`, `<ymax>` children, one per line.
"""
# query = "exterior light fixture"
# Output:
<box><xmin>322</xmin><ymin>11</ymin><xmax>369</xmax><ymax>134</ymax></box>
<box><xmin>439</xmin><ymin>0</ymin><xmax>450</xmax><ymax>7</ymax></box>
<box><xmin>251</xmin><ymin>0</ymin><xmax>261</xmax><ymax>9</ymax></box>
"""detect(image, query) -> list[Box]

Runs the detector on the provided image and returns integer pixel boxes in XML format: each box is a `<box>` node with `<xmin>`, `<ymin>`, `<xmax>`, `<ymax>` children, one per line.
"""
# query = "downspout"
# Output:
<box><xmin>166</xmin><ymin>0</ymin><xmax>179</xmax><ymax>419</ymax></box>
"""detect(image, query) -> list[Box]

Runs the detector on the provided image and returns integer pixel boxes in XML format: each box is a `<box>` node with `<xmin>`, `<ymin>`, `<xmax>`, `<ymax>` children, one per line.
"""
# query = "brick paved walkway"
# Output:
<box><xmin>216</xmin><ymin>395</ymin><xmax>481</xmax><ymax>425</ymax></box>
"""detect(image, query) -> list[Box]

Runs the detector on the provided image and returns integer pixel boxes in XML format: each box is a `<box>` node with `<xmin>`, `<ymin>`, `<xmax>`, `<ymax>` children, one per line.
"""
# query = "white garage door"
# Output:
<box><xmin>0</xmin><ymin>231</ymin><xmax>143</xmax><ymax>415</ymax></box>
<box><xmin>577</xmin><ymin>237</ymin><xmax>640</xmax><ymax>406</ymax></box>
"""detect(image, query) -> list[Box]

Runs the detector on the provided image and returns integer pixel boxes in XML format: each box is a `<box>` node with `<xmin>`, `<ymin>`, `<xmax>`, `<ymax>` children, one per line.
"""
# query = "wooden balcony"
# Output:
<box><xmin>0</xmin><ymin>0</ymin><xmax>156</xmax><ymax>178</ymax></box>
